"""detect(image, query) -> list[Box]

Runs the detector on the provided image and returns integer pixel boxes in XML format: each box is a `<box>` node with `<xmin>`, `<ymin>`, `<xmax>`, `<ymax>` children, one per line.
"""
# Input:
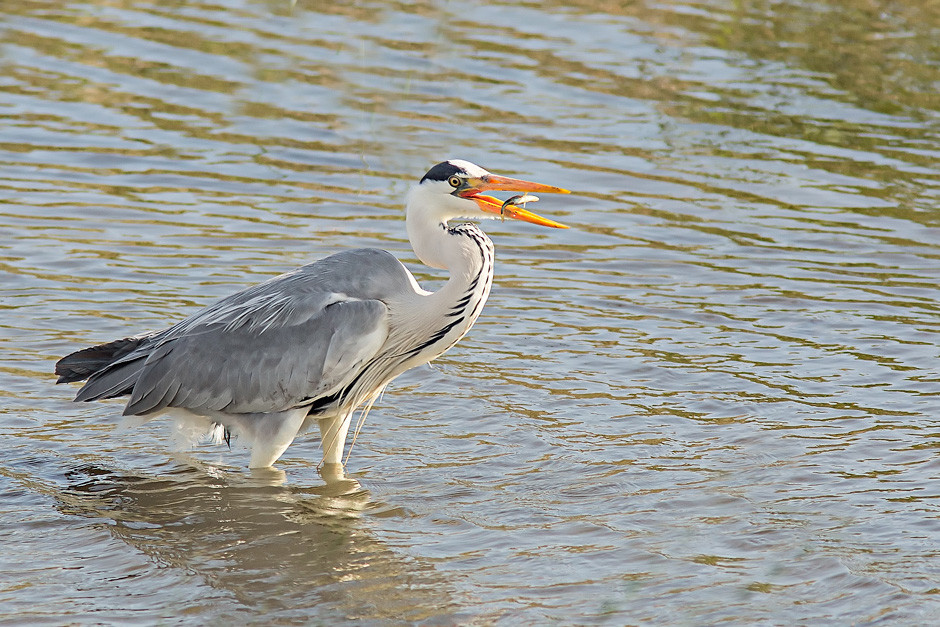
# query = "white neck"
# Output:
<box><xmin>396</xmin><ymin>183</ymin><xmax>496</xmax><ymax>359</ymax></box>
<box><xmin>406</xmin><ymin>183</ymin><xmax>486</xmax><ymax>274</ymax></box>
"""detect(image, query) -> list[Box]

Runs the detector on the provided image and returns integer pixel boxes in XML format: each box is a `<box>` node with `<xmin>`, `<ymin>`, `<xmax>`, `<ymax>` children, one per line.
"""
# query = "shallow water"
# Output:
<box><xmin>2</xmin><ymin>0</ymin><xmax>940</xmax><ymax>624</ymax></box>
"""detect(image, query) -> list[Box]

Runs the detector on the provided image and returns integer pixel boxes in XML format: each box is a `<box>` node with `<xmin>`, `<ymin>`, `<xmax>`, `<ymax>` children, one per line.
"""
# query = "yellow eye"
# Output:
<box><xmin>448</xmin><ymin>176</ymin><xmax>462</xmax><ymax>188</ymax></box>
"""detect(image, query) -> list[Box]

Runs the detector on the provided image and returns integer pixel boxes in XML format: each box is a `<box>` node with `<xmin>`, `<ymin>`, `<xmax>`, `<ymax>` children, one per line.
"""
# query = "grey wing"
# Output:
<box><xmin>123</xmin><ymin>295</ymin><xmax>389</xmax><ymax>416</ymax></box>
<box><xmin>71</xmin><ymin>248</ymin><xmax>417</xmax><ymax>416</ymax></box>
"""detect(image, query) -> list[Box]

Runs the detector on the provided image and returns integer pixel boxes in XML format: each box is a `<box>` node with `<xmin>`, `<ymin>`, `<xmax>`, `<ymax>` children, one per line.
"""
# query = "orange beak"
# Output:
<box><xmin>458</xmin><ymin>173</ymin><xmax>570</xmax><ymax>229</ymax></box>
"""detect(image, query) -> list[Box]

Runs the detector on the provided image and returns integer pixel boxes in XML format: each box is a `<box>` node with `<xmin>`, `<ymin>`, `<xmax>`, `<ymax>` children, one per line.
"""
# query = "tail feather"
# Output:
<box><xmin>73</xmin><ymin>359</ymin><xmax>148</xmax><ymax>403</ymax></box>
<box><xmin>56</xmin><ymin>335</ymin><xmax>159</xmax><ymax>404</ymax></box>
<box><xmin>55</xmin><ymin>336</ymin><xmax>146</xmax><ymax>384</ymax></box>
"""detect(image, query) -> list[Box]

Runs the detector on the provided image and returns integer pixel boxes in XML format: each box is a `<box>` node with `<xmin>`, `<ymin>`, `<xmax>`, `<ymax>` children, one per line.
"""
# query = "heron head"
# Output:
<box><xmin>412</xmin><ymin>159</ymin><xmax>569</xmax><ymax>228</ymax></box>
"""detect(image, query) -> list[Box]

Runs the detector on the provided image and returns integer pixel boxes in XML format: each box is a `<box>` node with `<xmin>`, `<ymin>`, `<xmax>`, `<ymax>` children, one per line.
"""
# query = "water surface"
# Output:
<box><xmin>2</xmin><ymin>0</ymin><xmax>940</xmax><ymax>624</ymax></box>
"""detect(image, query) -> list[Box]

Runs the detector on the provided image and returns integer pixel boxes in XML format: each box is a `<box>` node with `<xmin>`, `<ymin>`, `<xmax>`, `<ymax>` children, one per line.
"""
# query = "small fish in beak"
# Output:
<box><xmin>500</xmin><ymin>194</ymin><xmax>541</xmax><ymax>221</ymax></box>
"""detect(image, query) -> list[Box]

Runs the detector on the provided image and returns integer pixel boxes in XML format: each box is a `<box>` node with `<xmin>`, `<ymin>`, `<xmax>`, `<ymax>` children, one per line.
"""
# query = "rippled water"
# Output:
<box><xmin>3</xmin><ymin>0</ymin><xmax>940</xmax><ymax>624</ymax></box>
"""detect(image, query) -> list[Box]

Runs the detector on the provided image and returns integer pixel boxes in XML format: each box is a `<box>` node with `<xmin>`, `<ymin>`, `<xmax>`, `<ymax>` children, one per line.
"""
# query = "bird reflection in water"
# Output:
<box><xmin>56</xmin><ymin>462</ymin><xmax>461</xmax><ymax>621</ymax></box>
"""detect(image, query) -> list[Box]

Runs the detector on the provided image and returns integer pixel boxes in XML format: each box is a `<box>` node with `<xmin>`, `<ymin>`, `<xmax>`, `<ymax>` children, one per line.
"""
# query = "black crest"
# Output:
<box><xmin>420</xmin><ymin>161</ymin><xmax>467</xmax><ymax>184</ymax></box>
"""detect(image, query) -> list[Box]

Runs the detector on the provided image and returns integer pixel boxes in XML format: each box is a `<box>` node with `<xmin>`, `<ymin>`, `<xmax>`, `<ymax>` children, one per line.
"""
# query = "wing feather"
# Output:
<box><xmin>70</xmin><ymin>248</ymin><xmax>415</xmax><ymax>415</ymax></box>
<box><xmin>123</xmin><ymin>298</ymin><xmax>389</xmax><ymax>416</ymax></box>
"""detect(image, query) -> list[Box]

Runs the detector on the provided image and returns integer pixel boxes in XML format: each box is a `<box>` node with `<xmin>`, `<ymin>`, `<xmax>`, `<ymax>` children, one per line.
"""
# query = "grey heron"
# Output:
<box><xmin>55</xmin><ymin>160</ymin><xmax>570</xmax><ymax>470</ymax></box>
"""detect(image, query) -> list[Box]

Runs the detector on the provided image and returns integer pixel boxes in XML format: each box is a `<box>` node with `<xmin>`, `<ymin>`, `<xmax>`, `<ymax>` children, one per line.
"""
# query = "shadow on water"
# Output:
<box><xmin>51</xmin><ymin>462</ymin><xmax>461</xmax><ymax>624</ymax></box>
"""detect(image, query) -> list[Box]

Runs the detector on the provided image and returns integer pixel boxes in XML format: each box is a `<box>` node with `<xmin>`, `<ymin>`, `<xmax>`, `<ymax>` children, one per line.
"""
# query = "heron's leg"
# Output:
<box><xmin>318</xmin><ymin>412</ymin><xmax>352</xmax><ymax>465</ymax></box>
<box><xmin>318</xmin><ymin>462</ymin><xmax>348</xmax><ymax>485</ymax></box>
<box><xmin>246</xmin><ymin>408</ymin><xmax>307</xmax><ymax>468</ymax></box>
